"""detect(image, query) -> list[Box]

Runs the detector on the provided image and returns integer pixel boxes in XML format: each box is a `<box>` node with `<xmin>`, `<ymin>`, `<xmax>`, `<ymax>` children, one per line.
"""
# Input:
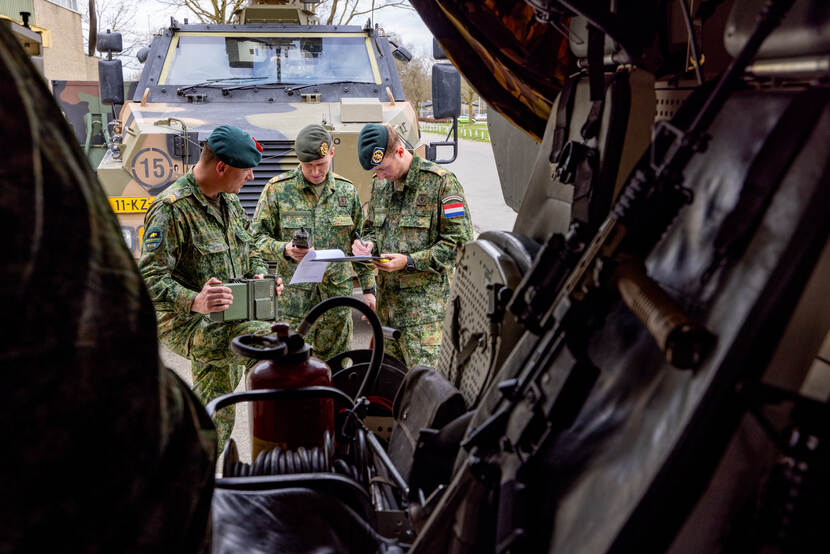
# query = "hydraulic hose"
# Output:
<box><xmin>297</xmin><ymin>296</ymin><xmax>385</xmax><ymax>401</ymax></box>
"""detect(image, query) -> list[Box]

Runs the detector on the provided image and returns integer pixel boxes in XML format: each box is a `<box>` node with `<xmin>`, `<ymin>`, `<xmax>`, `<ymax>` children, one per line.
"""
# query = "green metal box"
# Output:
<box><xmin>210</xmin><ymin>282</ymin><xmax>249</xmax><ymax>322</ymax></box>
<box><xmin>209</xmin><ymin>277</ymin><xmax>278</xmax><ymax>322</ymax></box>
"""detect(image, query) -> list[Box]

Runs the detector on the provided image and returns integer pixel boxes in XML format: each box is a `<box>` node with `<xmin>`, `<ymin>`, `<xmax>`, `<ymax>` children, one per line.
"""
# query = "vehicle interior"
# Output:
<box><xmin>202</xmin><ymin>1</ymin><xmax>830</xmax><ymax>552</ymax></box>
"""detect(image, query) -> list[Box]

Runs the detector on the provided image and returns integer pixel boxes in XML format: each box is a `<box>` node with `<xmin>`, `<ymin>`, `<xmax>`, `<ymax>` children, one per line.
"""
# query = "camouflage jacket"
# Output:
<box><xmin>363</xmin><ymin>155</ymin><xmax>473</xmax><ymax>325</ymax></box>
<box><xmin>138</xmin><ymin>172</ymin><xmax>268</xmax><ymax>315</ymax></box>
<box><xmin>1</xmin><ymin>23</ymin><xmax>214</xmax><ymax>551</ymax></box>
<box><xmin>251</xmin><ymin>166</ymin><xmax>375</xmax><ymax>293</ymax></box>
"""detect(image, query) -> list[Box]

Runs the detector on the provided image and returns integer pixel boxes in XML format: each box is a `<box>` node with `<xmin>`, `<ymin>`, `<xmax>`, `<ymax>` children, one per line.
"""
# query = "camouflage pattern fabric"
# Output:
<box><xmin>385</xmin><ymin>321</ymin><xmax>445</xmax><ymax>370</ymax></box>
<box><xmin>0</xmin><ymin>25</ymin><xmax>214</xmax><ymax>552</ymax></box>
<box><xmin>161</xmin><ymin>315</ymin><xmax>272</xmax><ymax>444</ymax></box>
<box><xmin>252</xmin><ymin>166</ymin><xmax>375</xmax><ymax>360</ymax></box>
<box><xmin>363</xmin><ymin>155</ymin><xmax>474</xmax><ymax>368</ymax></box>
<box><xmin>139</xmin><ymin>172</ymin><xmax>273</xmax><ymax>447</ymax></box>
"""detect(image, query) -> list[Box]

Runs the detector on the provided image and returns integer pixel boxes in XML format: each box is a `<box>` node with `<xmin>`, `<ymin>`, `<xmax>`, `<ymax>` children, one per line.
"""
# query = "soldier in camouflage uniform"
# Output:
<box><xmin>353</xmin><ymin>123</ymin><xmax>473</xmax><ymax>368</ymax></box>
<box><xmin>139</xmin><ymin>125</ymin><xmax>284</xmax><ymax>448</ymax></box>
<box><xmin>252</xmin><ymin>124</ymin><xmax>376</xmax><ymax>361</ymax></box>
<box><xmin>1</xmin><ymin>24</ymin><xmax>214</xmax><ymax>551</ymax></box>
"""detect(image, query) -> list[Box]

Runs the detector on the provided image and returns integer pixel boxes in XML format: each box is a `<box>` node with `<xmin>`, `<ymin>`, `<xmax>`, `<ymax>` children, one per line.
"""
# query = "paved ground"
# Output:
<box><xmin>163</xmin><ymin>134</ymin><xmax>515</xmax><ymax>466</ymax></box>
<box><xmin>421</xmin><ymin>131</ymin><xmax>517</xmax><ymax>235</ymax></box>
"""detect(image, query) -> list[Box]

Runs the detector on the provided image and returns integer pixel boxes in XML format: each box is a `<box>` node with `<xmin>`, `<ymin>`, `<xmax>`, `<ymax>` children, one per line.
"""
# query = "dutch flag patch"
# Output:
<box><xmin>443</xmin><ymin>202</ymin><xmax>465</xmax><ymax>219</ymax></box>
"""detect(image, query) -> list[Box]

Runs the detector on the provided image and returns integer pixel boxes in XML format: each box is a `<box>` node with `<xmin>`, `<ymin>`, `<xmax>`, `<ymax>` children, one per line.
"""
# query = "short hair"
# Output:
<box><xmin>199</xmin><ymin>142</ymin><xmax>219</xmax><ymax>164</ymax></box>
<box><xmin>385</xmin><ymin>124</ymin><xmax>403</xmax><ymax>152</ymax></box>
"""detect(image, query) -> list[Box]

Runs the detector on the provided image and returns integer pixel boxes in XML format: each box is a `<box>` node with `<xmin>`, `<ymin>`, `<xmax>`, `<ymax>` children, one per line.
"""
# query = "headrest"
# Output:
<box><xmin>724</xmin><ymin>0</ymin><xmax>830</xmax><ymax>60</ymax></box>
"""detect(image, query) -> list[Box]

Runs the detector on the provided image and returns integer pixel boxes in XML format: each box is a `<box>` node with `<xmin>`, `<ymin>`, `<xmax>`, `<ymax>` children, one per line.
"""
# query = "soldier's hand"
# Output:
<box><xmin>285</xmin><ymin>243</ymin><xmax>313</xmax><ymax>262</ymax></box>
<box><xmin>191</xmin><ymin>277</ymin><xmax>233</xmax><ymax>314</ymax></box>
<box><xmin>374</xmin><ymin>253</ymin><xmax>407</xmax><ymax>272</ymax></box>
<box><xmin>275</xmin><ymin>276</ymin><xmax>285</xmax><ymax>296</ymax></box>
<box><xmin>363</xmin><ymin>292</ymin><xmax>376</xmax><ymax>312</ymax></box>
<box><xmin>352</xmin><ymin>239</ymin><xmax>373</xmax><ymax>257</ymax></box>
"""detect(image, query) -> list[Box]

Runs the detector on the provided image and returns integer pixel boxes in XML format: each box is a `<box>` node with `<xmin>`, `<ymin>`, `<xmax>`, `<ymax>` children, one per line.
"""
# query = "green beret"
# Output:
<box><xmin>357</xmin><ymin>123</ymin><xmax>388</xmax><ymax>170</ymax></box>
<box><xmin>207</xmin><ymin>125</ymin><xmax>262</xmax><ymax>169</ymax></box>
<box><xmin>295</xmin><ymin>124</ymin><xmax>333</xmax><ymax>162</ymax></box>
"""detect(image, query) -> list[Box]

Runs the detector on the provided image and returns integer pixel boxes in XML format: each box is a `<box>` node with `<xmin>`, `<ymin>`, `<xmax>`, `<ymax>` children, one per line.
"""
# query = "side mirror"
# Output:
<box><xmin>97</xmin><ymin>30</ymin><xmax>124</xmax><ymax>105</ymax></box>
<box><xmin>392</xmin><ymin>44</ymin><xmax>412</xmax><ymax>63</ymax></box>
<box><xmin>136</xmin><ymin>46</ymin><xmax>150</xmax><ymax>64</ymax></box>
<box><xmin>431</xmin><ymin>64</ymin><xmax>460</xmax><ymax>119</ymax></box>
<box><xmin>96</xmin><ymin>29</ymin><xmax>122</xmax><ymax>54</ymax></box>
<box><xmin>433</xmin><ymin>37</ymin><xmax>447</xmax><ymax>60</ymax></box>
<box><xmin>98</xmin><ymin>58</ymin><xmax>124</xmax><ymax>104</ymax></box>
<box><xmin>427</xmin><ymin>63</ymin><xmax>461</xmax><ymax>164</ymax></box>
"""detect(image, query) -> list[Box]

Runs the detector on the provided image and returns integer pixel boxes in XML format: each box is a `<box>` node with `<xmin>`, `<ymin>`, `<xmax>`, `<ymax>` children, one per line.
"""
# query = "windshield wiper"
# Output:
<box><xmin>177</xmin><ymin>77</ymin><xmax>275</xmax><ymax>94</ymax></box>
<box><xmin>288</xmin><ymin>81</ymin><xmax>376</xmax><ymax>92</ymax></box>
<box><xmin>219</xmin><ymin>80</ymin><xmax>303</xmax><ymax>92</ymax></box>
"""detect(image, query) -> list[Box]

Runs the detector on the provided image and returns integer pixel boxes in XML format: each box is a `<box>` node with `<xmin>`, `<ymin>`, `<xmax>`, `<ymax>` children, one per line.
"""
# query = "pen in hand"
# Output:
<box><xmin>354</xmin><ymin>232</ymin><xmax>390</xmax><ymax>263</ymax></box>
<box><xmin>355</xmin><ymin>230</ymin><xmax>367</xmax><ymax>249</ymax></box>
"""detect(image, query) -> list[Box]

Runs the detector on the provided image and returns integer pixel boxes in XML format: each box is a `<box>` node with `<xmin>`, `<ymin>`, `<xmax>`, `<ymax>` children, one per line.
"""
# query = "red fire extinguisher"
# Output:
<box><xmin>239</xmin><ymin>322</ymin><xmax>334</xmax><ymax>461</ymax></box>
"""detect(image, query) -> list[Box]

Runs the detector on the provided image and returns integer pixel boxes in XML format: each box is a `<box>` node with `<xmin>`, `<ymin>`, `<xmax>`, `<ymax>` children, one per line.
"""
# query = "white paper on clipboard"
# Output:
<box><xmin>289</xmin><ymin>249</ymin><xmax>345</xmax><ymax>284</ymax></box>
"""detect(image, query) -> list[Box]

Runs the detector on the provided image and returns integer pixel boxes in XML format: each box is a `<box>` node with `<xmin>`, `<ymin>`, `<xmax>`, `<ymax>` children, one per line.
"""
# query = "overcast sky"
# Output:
<box><xmin>134</xmin><ymin>1</ymin><xmax>435</xmax><ymax>57</ymax></box>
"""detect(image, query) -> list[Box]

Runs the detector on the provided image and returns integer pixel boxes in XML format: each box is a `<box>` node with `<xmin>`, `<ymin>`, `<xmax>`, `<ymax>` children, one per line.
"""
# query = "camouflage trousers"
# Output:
<box><xmin>158</xmin><ymin>311</ymin><xmax>273</xmax><ymax>450</ymax></box>
<box><xmin>279</xmin><ymin>280</ymin><xmax>353</xmax><ymax>362</ymax></box>
<box><xmin>382</xmin><ymin>320</ymin><xmax>443</xmax><ymax>369</ymax></box>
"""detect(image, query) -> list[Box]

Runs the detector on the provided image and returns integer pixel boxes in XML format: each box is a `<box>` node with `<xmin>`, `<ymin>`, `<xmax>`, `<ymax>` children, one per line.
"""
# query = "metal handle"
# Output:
<box><xmin>614</xmin><ymin>258</ymin><xmax>716</xmax><ymax>369</ymax></box>
<box><xmin>230</xmin><ymin>334</ymin><xmax>286</xmax><ymax>359</ymax></box>
<box><xmin>382</xmin><ymin>326</ymin><xmax>401</xmax><ymax>341</ymax></box>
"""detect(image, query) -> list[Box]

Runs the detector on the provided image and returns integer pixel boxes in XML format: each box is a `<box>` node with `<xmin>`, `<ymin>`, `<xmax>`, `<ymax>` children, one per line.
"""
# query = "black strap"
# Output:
<box><xmin>582</xmin><ymin>24</ymin><xmax>606</xmax><ymax>141</ymax></box>
<box><xmin>702</xmin><ymin>87</ymin><xmax>830</xmax><ymax>284</ymax></box>
<box><xmin>570</xmin><ymin>148</ymin><xmax>599</xmax><ymax>226</ymax></box>
<box><xmin>571</xmin><ymin>72</ymin><xmax>628</xmax><ymax>228</ymax></box>
<box><xmin>591</xmin><ymin>72</ymin><xmax>631</xmax><ymax>223</ymax></box>
<box><xmin>550</xmin><ymin>75</ymin><xmax>580</xmax><ymax>164</ymax></box>
<box><xmin>551</xmin><ymin>24</ymin><xmax>605</xmax><ymax>164</ymax></box>
<box><xmin>587</xmin><ymin>25</ymin><xmax>605</xmax><ymax>102</ymax></box>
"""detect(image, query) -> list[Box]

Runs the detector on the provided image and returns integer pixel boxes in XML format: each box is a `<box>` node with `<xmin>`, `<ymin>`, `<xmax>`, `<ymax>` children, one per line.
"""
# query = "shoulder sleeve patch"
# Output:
<box><xmin>442</xmin><ymin>196</ymin><xmax>466</xmax><ymax>219</ymax></box>
<box><xmin>143</xmin><ymin>226</ymin><xmax>164</xmax><ymax>251</ymax></box>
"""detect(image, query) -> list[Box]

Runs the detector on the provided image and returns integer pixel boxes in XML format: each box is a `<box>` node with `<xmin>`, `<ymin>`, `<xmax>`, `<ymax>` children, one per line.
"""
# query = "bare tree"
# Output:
<box><xmin>82</xmin><ymin>0</ymin><xmax>153</xmax><ymax>78</ymax></box>
<box><xmin>315</xmin><ymin>0</ymin><xmax>414</xmax><ymax>26</ymax></box>
<box><xmin>396</xmin><ymin>55</ymin><xmax>430</xmax><ymax>117</ymax></box>
<box><xmin>461</xmin><ymin>77</ymin><xmax>478</xmax><ymax>122</ymax></box>
<box><xmin>157</xmin><ymin>0</ymin><xmax>246</xmax><ymax>24</ymax></box>
<box><xmin>87</xmin><ymin>0</ymin><xmax>97</xmax><ymax>56</ymax></box>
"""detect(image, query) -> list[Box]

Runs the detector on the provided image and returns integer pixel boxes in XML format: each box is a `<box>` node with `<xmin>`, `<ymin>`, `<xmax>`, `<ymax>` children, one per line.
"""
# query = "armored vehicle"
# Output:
<box><xmin>96</xmin><ymin>0</ymin><xmax>423</xmax><ymax>257</ymax></box>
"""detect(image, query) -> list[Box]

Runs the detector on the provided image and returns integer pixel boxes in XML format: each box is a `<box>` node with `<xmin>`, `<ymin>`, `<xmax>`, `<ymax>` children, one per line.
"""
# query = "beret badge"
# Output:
<box><xmin>371</xmin><ymin>147</ymin><xmax>385</xmax><ymax>166</ymax></box>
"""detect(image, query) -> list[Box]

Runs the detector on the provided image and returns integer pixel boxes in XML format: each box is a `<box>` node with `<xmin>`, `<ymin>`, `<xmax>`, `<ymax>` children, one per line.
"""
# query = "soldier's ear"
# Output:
<box><xmin>215</xmin><ymin>160</ymin><xmax>227</xmax><ymax>176</ymax></box>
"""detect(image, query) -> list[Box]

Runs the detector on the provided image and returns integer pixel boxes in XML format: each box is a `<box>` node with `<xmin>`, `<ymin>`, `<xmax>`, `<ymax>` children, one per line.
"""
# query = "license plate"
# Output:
<box><xmin>109</xmin><ymin>196</ymin><xmax>154</xmax><ymax>214</ymax></box>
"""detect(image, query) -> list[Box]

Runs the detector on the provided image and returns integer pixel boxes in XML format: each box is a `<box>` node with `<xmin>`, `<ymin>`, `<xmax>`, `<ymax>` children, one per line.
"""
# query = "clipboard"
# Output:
<box><xmin>310</xmin><ymin>256</ymin><xmax>391</xmax><ymax>262</ymax></box>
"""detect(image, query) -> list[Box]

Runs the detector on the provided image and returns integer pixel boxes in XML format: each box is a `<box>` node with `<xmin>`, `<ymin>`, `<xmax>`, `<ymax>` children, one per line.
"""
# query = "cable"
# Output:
<box><xmin>679</xmin><ymin>0</ymin><xmax>704</xmax><ymax>85</ymax></box>
<box><xmin>224</xmin><ymin>430</ymin><xmax>334</xmax><ymax>477</ymax></box>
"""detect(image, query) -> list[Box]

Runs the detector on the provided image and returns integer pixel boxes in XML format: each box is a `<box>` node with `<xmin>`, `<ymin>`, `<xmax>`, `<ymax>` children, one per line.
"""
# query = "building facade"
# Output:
<box><xmin>0</xmin><ymin>0</ymin><xmax>97</xmax><ymax>83</ymax></box>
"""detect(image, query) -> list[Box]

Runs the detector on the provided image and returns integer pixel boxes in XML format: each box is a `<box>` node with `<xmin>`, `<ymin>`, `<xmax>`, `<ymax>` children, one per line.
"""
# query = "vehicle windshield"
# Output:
<box><xmin>162</xmin><ymin>34</ymin><xmax>378</xmax><ymax>86</ymax></box>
